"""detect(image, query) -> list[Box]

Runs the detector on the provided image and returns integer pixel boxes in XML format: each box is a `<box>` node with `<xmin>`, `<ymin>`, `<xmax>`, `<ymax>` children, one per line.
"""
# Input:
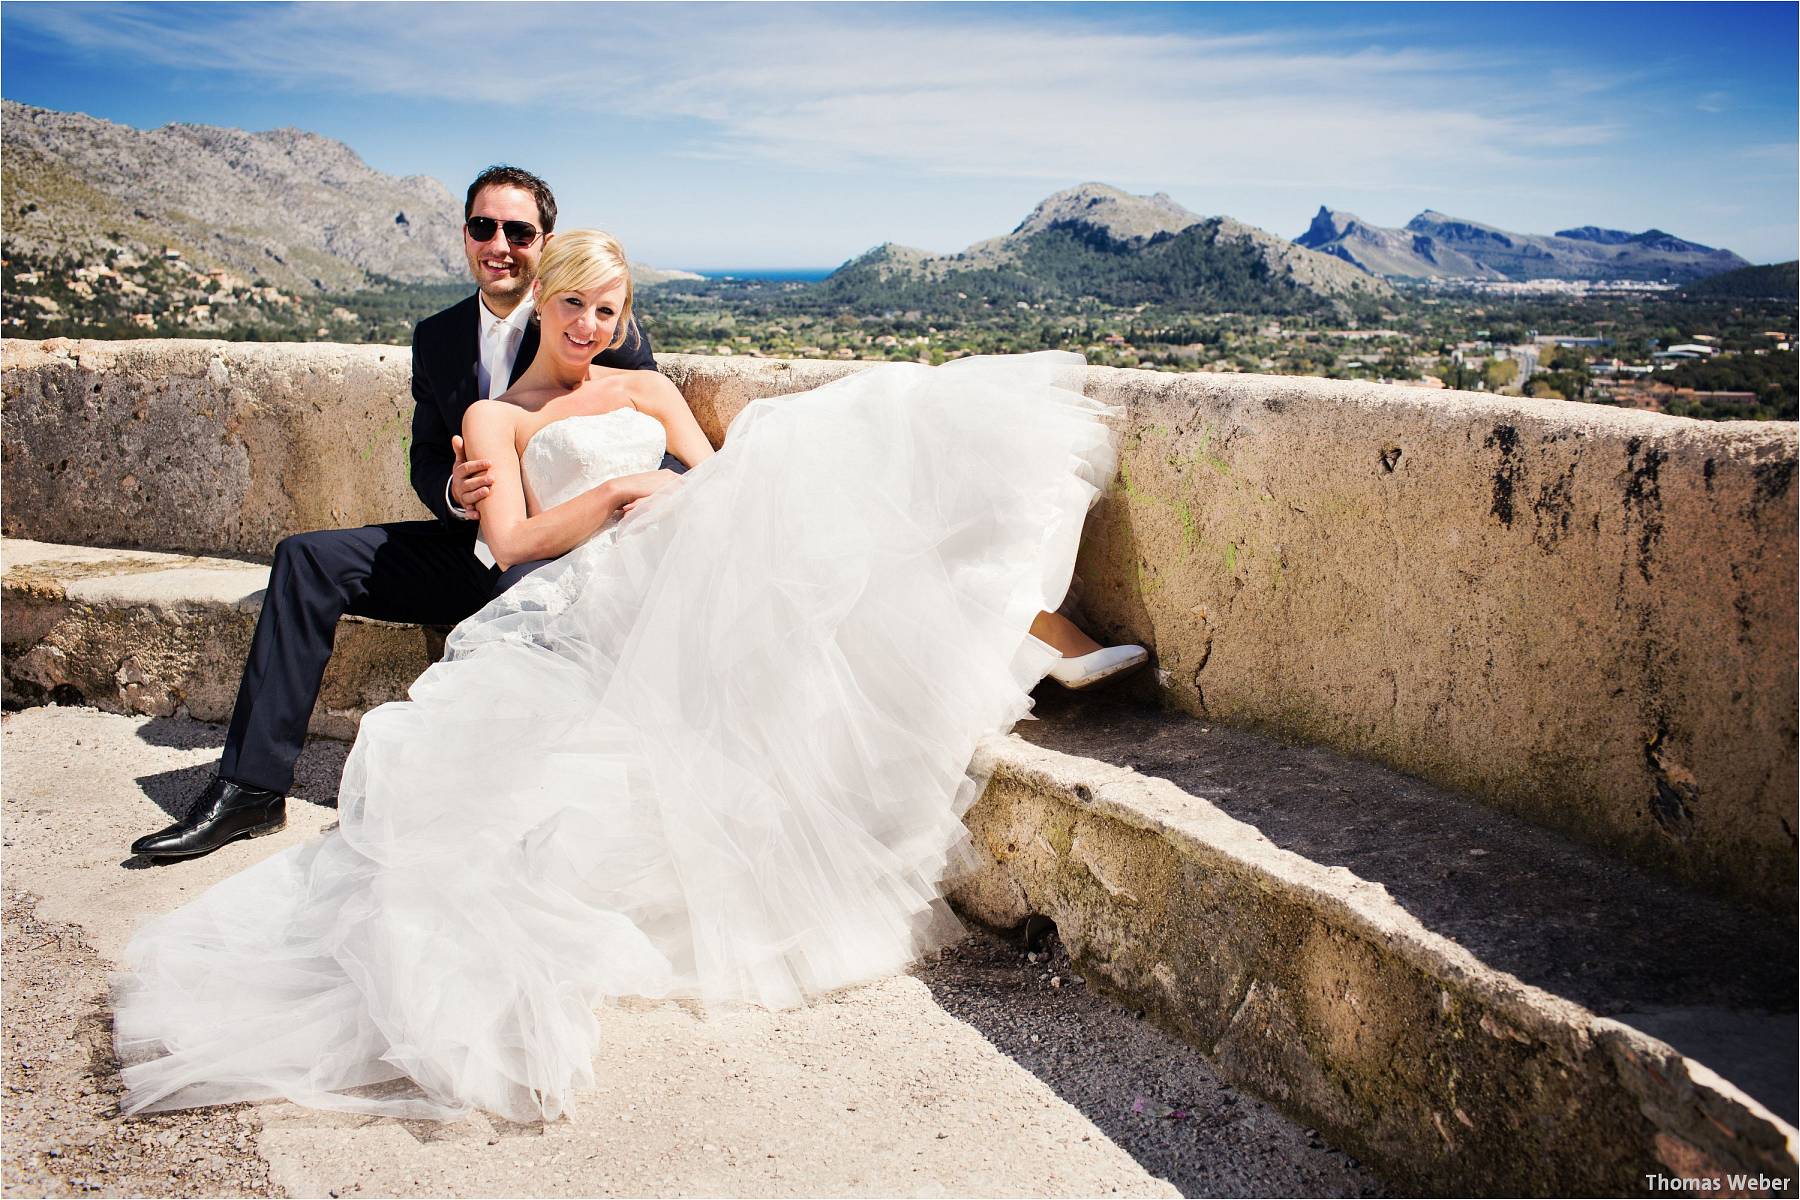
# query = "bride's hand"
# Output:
<box><xmin>616</xmin><ymin>469</ymin><xmax>682</xmax><ymax>517</ymax></box>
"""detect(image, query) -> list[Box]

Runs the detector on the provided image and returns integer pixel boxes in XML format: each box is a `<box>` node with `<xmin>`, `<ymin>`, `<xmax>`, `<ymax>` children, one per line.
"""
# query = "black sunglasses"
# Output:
<box><xmin>464</xmin><ymin>217</ymin><xmax>541</xmax><ymax>248</ymax></box>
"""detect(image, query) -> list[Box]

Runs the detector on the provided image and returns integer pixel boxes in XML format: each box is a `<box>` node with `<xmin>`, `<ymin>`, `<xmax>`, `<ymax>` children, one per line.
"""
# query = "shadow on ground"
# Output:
<box><xmin>118</xmin><ymin>724</ymin><xmax>354</xmax><ymax>869</ymax></box>
<box><xmin>135</xmin><ymin>717</ymin><xmax>227</xmax><ymax>752</ymax></box>
<box><xmin>912</xmin><ymin>930</ymin><xmax>1385</xmax><ymax>1199</ymax></box>
<box><xmin>1017</xmin><ymin>688</ymin><xmax>1800</xmax><ymax>1125</ymax></box>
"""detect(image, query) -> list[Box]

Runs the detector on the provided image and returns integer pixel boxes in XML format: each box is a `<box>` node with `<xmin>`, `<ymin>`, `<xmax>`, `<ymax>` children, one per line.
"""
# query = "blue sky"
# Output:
<box><xmin>4</xmin><ymin>2</ymin><xmax>1795</xmax><ymax>268</ymax></box>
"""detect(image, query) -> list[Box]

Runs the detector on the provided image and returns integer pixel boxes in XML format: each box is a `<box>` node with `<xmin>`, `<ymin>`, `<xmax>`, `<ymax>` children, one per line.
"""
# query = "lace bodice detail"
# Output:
<box><xmin>474</xmin><ymin>408</ymin><xmax>666</xmax><ymax>568</ymax></box>
<box><xmin>522</xmin><ymin>408</ymin><xmax>667</xmax><ymax>510</ymax></box>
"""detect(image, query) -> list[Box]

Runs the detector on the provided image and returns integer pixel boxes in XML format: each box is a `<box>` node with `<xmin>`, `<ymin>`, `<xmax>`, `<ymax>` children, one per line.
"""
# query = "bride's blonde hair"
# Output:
<box><xmin>535</xmin><ymin>229</ymin><xmax>637</xmax><ymax>351</ymax></box>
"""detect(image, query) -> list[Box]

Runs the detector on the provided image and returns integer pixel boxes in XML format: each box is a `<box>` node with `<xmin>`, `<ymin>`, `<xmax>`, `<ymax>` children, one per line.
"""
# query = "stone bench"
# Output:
<box><xmin>5</xmin><ymin>537</ymin><xmax>1793</xmax><ymax>1195</ymax></box>
<box><xmin>969</xmin><ymin>699</ymin><xmax>1797</xmax><ymax>1195</ymax></box>
<box><xmin>1</xmin><ymin>539</ymin><xmax>438</xmax><ymax>739</ymax></box>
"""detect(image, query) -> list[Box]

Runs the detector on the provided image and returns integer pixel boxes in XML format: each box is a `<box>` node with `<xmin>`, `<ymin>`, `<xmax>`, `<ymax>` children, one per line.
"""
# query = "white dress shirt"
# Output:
<box><xmin>476</xmin><ymin>293</ymin><xmax>534</xmax><ymax>403</ymax></box>
<box><xmin>449</xmin><ymin>294</ymin><xmax>535</xmax><ymax>521</ymax></box>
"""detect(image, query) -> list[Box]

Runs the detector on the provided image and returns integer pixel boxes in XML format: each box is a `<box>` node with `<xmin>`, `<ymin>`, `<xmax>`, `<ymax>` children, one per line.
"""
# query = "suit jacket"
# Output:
<box><xmin>409</xmin><ymin>294</ymin><xmax>660</xmax><ymax>528</ymax></box>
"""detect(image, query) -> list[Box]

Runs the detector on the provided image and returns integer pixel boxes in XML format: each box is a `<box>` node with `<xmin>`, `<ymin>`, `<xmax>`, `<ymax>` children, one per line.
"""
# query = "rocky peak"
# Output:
<box><xmin>1010</xmin><ymin>183</ymin><xmax>1204</xmax><ymax>243</ymax></box>
<box><xmin>1555</xmin><ymin>225</ymin><xmax>1636</xmax><ymax>246</ymax></box>
<box><xmin>1405</xmin><ymin>211</ymin><xmax>1515</xmax><ymax>249</ymax></box>
<box><xmin>1296</xmin><ymin>206</ymin><xmax>1365</xmax><ymax>249</ymax></box>
<box><xmin>1628</xmin><ymin>229</ymin><xmax>1711</xmax><ymax>254</ymax></box>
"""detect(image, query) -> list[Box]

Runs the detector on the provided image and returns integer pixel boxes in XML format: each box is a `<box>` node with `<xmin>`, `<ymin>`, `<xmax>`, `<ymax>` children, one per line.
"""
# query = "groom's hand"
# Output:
<box><xmin>450</xmin><ymin>436</ymin><xmax>495</xmax><ymax>516</ymax></box>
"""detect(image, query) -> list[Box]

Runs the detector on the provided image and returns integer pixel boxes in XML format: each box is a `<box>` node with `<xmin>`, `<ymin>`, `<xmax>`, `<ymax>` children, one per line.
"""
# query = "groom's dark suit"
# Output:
<box><xmin>216</xmin><ymin>299</ymin><xmax>673</xmax><ymax>795</ymax></box>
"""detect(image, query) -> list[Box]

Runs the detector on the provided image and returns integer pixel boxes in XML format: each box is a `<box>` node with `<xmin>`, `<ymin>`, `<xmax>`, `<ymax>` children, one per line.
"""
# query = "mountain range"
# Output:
<box><xmin>1296</xmin><ymin>206</ymin><xmax>1749</xmax><ymax>283</ymax></box>
<box><xmin>3</xmin><ymin>100</ymin><xmax>464</xmax><ymax>291</ymax></box>
<box><xmin>1</xmin><ymin>102</ymin><xmax>1757</xmax><ymax>308</ymax></box>
<box><xmin>816</xmin><ymin>183</ymin><xmax>1391</xmax><ymax>315</ymax></box>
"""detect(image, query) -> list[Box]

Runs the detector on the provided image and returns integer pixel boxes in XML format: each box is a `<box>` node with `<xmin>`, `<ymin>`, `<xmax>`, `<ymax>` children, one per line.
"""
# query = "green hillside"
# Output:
<box><xmin>1683</xmin><ymin>261</ymin><xmax>1798</xmax><ymax>300</ymax></box>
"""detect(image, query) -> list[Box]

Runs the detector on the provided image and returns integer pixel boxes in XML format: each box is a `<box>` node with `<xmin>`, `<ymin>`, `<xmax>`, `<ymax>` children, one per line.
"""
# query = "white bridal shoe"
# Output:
<box><xmin>1046</xmin><ymin>642</ymin><xmax>1150</xmax><ymax>689</ymax></box>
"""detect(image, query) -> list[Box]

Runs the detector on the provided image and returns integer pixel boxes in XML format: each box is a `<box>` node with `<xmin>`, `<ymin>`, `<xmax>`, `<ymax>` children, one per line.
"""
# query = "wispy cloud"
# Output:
<box><xmin>7</xmin><ymin>1</ymin><xmax>1623</xmax><ymax>195</ymax></box>
<box><xmin>9</xmin><ymin>1</ymin><xmax>1792</xmax><ymax>260</ymax></box>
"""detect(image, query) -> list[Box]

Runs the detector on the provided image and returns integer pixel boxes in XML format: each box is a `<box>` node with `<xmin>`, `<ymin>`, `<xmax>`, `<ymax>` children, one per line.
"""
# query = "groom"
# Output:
<box><xmin>131</xmin><ymin>165</ymin><xmax>680</xmax><ymax>861</ymax></box>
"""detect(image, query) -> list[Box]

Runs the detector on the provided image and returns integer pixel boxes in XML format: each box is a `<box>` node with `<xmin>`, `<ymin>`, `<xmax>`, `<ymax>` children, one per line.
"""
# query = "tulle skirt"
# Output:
<box><xmin>114</xmin><ymin>352</ymin><xmax>1117</xmax><ymax>1122</ymax></box>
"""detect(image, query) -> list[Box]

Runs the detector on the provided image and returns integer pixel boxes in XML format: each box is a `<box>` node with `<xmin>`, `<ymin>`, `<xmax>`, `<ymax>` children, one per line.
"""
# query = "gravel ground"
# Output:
<box><xmin>913</xmin><ymin>931</ymin><xmax>1385</xmax><ymax>1199</ymax></box>
<box><xmin>2</xmin><ymin>705</ymin><xmax>1387</xmax><ymax>1197</ymax></box>
<box><xmin>2</xmin><ymin>890</ymin><xmax>280</xmax><ymax>1198</ymax></box>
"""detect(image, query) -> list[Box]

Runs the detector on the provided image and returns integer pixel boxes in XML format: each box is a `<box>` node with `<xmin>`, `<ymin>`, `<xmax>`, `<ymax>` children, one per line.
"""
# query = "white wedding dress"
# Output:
<box><xmin>114</xmin><ymin>352</ymin><xmax>1116</xmax><ymax>1123</ymax></box>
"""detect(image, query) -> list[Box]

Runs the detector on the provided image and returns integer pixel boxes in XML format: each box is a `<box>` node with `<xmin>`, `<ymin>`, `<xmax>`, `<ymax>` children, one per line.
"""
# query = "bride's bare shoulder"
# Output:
<box><xmin>618</xmin><ymin>369</ymin><xmax>683</xmax><ymax>412</ymax></box>
<box><xmin>465</xmin><ymin>396</ymin><xmax>525</xmax><ymax>421</ymax></box>
<box><xmin>461</xmin><ymin>397</ymin><xmax>525</xmax><ymax>441</ymax></box>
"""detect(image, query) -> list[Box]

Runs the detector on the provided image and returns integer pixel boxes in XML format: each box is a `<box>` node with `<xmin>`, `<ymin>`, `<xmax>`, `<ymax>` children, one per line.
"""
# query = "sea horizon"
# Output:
<box><xmin>692</xmin><ymin>268</ymin><xmax>835</xmax><ymax>282</ymax></box>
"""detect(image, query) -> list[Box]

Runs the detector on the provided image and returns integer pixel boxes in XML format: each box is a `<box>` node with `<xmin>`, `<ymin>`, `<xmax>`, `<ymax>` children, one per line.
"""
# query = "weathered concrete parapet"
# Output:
<box><xmin>3</xmin><ymin>339</ymin><xmax>1794</xmax><ymax>911</ymax></box>
<box><xmin>2</xmin><ymin>338</ymin><xmax>422</xmax><ymax>557</ymax></box>
<box><xmin>1062</xmin><ymin>368</ymin><xmax>1796</xmax><ymax>917</ymax></box>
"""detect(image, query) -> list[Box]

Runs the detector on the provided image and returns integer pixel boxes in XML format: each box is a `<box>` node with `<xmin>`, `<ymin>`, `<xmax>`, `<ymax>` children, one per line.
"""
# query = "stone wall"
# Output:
<box><xmin>3</xmin><ymin>339</ymin><xmax>419</xmax><ymax>556</ymax></box>
<box><xmin>4</xmin><ymin>338</ymin><xmax>1794</xmax><ymax>911</ymax></box>
<box><xmin>1069</xmin><ymin>367</ymin><xmax>1797</xmax><ymax>918</ymax></box>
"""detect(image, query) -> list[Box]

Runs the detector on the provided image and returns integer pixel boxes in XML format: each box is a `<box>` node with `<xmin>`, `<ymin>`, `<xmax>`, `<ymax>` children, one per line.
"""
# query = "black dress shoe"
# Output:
<box><xmin>130</xmin><ymin>777</ymin><xmax>286</xmax><ymax>860</ymax></box>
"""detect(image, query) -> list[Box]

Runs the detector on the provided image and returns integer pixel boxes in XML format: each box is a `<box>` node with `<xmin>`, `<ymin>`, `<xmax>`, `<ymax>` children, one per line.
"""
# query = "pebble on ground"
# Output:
<box><xmin>2</xmin><ymin>890</ymin><xmax>280</xmax><ymax>1198</ymax></box>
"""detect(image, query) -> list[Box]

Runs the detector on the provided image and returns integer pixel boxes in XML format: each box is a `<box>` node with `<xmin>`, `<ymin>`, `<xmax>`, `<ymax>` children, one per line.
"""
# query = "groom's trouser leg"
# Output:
<box><xmin>493</xmin><ymin>558</ymin><xmax>555</xmax><ymax>595</ymax></box>
<box><xmin>218</xmin><ymin>521</ymin><xmax>497</xmax><ymax>794</ymax></box>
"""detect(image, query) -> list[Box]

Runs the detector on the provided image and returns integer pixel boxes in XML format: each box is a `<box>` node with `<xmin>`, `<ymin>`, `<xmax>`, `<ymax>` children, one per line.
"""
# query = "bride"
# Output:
<box><xmin>113</xmin><ymin>230</ymin><xmax>1143</xmax><ymax>1123</ymax></box>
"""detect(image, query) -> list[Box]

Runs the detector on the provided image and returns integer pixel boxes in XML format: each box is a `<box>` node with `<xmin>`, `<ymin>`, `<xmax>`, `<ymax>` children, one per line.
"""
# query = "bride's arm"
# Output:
<box><xmin>462</xmin><ymin>400</ymin><xmax>641</xmax><ymax>570</ymax></box>
<box><xmin>629</xmin><ymin>373</ymin><xmax>716</xmax><ymax>468</ymax></box>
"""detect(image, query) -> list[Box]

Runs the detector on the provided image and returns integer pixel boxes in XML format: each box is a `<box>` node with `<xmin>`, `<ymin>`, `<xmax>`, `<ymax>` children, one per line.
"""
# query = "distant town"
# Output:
<box><xmin>634</xmin><ymin>269</ymin><xmax>1796</xmax><ymax>422</ymax></box>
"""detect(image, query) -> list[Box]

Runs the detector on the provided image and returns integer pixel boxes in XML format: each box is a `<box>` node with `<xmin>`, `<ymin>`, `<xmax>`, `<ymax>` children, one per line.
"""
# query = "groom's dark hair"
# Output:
<box><xmin>465</xmin><ymin>165</ymin><xmax>558</xmax><ymax>234</ymax></box>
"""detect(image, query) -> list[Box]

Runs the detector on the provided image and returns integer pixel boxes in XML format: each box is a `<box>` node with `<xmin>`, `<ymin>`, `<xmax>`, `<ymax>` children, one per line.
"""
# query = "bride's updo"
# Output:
<box><xmin>535</xmin><ymin>229</ymin><xmax>637</xmax><ymax>351</ymax></box>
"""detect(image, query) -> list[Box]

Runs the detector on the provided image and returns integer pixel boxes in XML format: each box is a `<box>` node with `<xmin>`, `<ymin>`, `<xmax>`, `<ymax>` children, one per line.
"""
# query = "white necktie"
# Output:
<box><xmin>483</xmin><ymin>320</ymin><xmax>517</xmax><ymax>399</ymax></box>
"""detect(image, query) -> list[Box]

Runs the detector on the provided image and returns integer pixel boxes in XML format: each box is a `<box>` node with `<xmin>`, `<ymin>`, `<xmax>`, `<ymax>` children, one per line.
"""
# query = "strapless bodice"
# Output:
<box><xmin>523</xmin><ymin>408</ymin><xmax>667</xmax><ymax>510</ymax></box>
<box><xmin>475</xmin><ymin>407</ymin><xmax>667</xmax><ymax>567</ymax></box>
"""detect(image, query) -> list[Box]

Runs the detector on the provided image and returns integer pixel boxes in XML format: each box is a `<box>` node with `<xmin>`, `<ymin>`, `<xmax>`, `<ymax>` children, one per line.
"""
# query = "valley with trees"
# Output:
<box><xmin>6</xmin><ymin>244</ymin><xmax>1793</xmax><ymax>422</ymax></box>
